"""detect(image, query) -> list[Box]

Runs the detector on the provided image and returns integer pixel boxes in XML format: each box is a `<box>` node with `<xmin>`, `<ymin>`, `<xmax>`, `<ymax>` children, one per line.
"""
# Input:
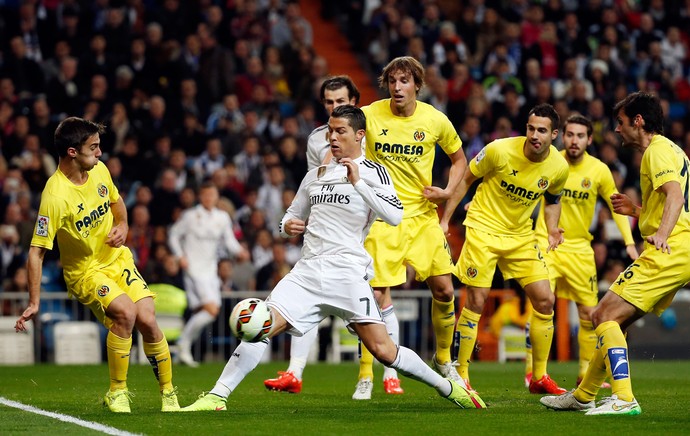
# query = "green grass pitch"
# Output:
<box><xmin>1</xmin><ymin>360</ymin><xmax>689</xmax><ymax>435</ymax></box>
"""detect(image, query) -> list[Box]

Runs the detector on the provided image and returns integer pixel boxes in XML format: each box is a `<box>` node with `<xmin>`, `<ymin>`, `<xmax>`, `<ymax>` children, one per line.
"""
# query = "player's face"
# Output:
<box><xmin>563</xmin><ymin>122</ymin><xmax>591</xmax><ymax>161</ymax></box>
<box><xmin>328</xmin><ymin>116</ymin><xmax>364</xmax><ymax>159</ymax></box>
<box><xmin>387</xmin><ymin>69</ymin><xmax>418</xmax><ymax>115</ymax></box>
<box><xmin>73</xmin><ymin>134</ymin><xmax>102</xmax><ymax>171</ymax></box>
<box><xmin>614</xmin><ymin>109</ymin><xmax>640</xmax><ymax>148</ymax></box>
<box><xmin>524</xmin><ymin>115</ymin><xmax>557</xmax><ymax>160</ymax></box>
<box><xmin>323</xmin><ymin>87</ymin><xmax>356</xmax><ymax>116</ymax></box>
<box><xmin>199</xmin><ymin>186</ymin><xmax>219</xmax><ymax>210</ymax></box>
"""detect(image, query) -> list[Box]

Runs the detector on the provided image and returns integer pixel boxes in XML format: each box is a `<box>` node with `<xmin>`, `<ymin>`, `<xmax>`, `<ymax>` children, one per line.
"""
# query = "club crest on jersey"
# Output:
<box><xmin>466</xmin><ymin>267</ymin><xmax>478</xmax><ymax>279</ymax></box>
<box><xmin>537</xmin><ymin>177</ymin><xmax>549</xmax><ymax>190</ymax></box>
<box><xmin>317</xmin><ymin>165</ymin><xmax>327</xmax><ymax>179</ymax></box>
<box><xmin>581</xmin><ymin>178</ymin><xmax>592</xmax><ymax>189</ymax></box>
<box><xmin>97</xmin><ymin>183</ymin><xmax>108</xmax><ymax>198</ymax></box>
<box><xmin>413</xmin><ymin>130</ymin><xmax>425</xmax><ymax>142</ymax></box>
<box><xmin>98</xmin><ymin>285</ymin><xmax>110</xmax><ymax>297</ymax></box>
<box><xmin>36</xmin><ymin>215</ymin><xmax>49</xmax><ymax>236</ymax></box>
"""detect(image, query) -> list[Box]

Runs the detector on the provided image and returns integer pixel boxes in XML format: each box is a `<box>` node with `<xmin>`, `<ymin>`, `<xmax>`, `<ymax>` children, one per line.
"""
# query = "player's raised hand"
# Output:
<box><xmin>610</xmin><ymin>193</ymin><xmax>638</xmax><ymax>217</ymax></box>
<box><xmin>106</xmin><ymin>222</ymin><xmax>128</xmax><ymax>248</ymax></box>
<box><xmin>285</xmin><ymin>218</ymin><xmax>306</xmax><ymax>236</ymax></box>
<box><xmin>423</xmin><ymin>186</ymin><xmax>449</xmax><ymax>204</ymax></box>
<box><xmin>340</xmin><ymin>157</ymin><xmax>360</xmax><ymax>185</ymax></box>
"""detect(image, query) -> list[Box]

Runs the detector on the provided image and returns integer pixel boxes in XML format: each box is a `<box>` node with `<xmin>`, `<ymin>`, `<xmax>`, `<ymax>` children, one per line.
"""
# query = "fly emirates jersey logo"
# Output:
<box><xmin>310</xmin><ymin>184</ymin><xmax>351</xmax><ymax>205</ymax></box>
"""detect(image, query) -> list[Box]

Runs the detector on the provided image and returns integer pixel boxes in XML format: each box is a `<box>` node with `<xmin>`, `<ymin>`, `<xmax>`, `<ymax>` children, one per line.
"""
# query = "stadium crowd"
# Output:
<box><xmin>1</xmin><ymin>0</ymin><xmax>689</xmax><ymax>315</ymax></box>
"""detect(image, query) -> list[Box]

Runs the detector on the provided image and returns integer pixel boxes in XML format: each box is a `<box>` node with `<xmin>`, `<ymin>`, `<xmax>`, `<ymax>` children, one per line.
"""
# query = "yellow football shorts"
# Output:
<box><xmin>71</xmin><ymin>248</ymin><xmax>154</xmax><ymax>328</ymax></box>
<box><xmin>365</xmin><ymin>209</ymin><xmax>454</xmax><ymax>287</ymax></box>
<box><xmin>609</xmin><ymin>234</ymin><xmax>690</xmax><ymax>316</ymax></box>
<box><xmin>543</xmin><ymin>247</ymin><xmax>598</xmax><ymax>307</ymax></box>
<box><xmin>457</xmin><ymin>227</ymin><xmax>549</xmax><ymax>288</ymax></box>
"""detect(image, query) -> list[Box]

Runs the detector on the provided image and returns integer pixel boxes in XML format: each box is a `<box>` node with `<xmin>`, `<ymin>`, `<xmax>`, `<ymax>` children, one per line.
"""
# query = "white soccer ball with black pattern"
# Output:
<box><xmin>229</xmin><ymin>298</ymin><xmax>273</xmax><ymax>342</ymax></box>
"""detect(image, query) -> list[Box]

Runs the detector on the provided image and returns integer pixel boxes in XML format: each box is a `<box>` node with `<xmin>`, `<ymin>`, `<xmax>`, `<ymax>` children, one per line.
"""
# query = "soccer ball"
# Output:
<box><xmin>229</xmin><ymin>298</ymin><xmax>273</xmax><ymax>342</ymax></box>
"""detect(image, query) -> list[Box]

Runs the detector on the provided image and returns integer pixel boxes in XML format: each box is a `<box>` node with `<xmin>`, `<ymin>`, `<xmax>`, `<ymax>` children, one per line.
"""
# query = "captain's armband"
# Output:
<box><xmin>544</xmin><ymin>191</ymin><xmax>562</xmax><ymax>205</ymax></box>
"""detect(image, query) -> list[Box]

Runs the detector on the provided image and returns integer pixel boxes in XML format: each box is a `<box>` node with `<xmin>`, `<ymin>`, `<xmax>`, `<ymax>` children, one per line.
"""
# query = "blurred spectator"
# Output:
<box><xmin>149</xmin><ymin>168</ymin><xmax>182</xmax><ymax>227</ymax></box>
<box><xmin>3</xmin><ymin>36</ymin><xmax>46</xmax><ymax>99</ymax></box>
<box><xmin>197</xmin><ymin>22</ymin><xmax>236</xmax><ymax>104</ymax></box>
<box><xmin>232</xmin><ymin>241</ymin><xmax>256</xmax><ymax>291</ymax></box>
<box><xmin>271</xmin><ymin>1</ymin><xmax>313</xmax><ymax>49</ymax></box>
<box><xmin>0</xmin><ymin>223</ymin><xmax>24</xmax><ymax>285</ymax></box>
<box><xmin>255</xmin><ymin>241</ymin><xmax>291</xmax><ymax>290</ymax></box>
<box><xmin>193</xmin><ymin>137</ymin><xmax>226</xmax><ymax>185</ymax></box>
<box><xmin>233</xmin><ymin>134</ymin><xmax>263</xmax><ymax>186</ymax></box>
<box><xmin>256</xmin><ymin>165</ymin><xmax>288</xmax><ymax>236</ymax></box>
<box><xmin>1</xmin><ymin>266</ymin><xmax>29</xmax><ymax>316</ymax></box>
<box><xmin>218</xmin><ymin>258</ymin><xmax>239</xmax><ymax>293</ymax></box>
<box><xmin>127</xmin><ymin>204</ymin><xmax>153</xmax><ymax>271</ymax></box>
<box><xmin>173</xmin><ymin>111</ymin><xmax>207</xmax><ymax>158</ymax></box>
<box><xmin>251</xmin><ymin>228</ymin><xmax>273</xmax><ymax>270</ymax></box>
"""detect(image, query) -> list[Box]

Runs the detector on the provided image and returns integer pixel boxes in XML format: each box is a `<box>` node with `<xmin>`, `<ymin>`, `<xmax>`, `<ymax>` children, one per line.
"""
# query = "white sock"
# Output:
<box><xmin>390</xmin><ymin>346</ymin><xmax>450</xmax><ymax>397</ymax></box>
<box><xmin>178</xmin><ymin>310</ymin><xmax>215</xmax><ymax>352</ymax></box>
<box><xmin>382</xmin><ymin>305</ymin><xmax>399</xmax><ymax>380</ymax></box>
<box><xmin>287</xmin><ymin>328</ymin><xmax>318</xmax><ymax>380</ymax></box>
<box><xmin>210</xmin><ymin>340</ymin><xmax>269</xmax><ymax>398</ymax></box>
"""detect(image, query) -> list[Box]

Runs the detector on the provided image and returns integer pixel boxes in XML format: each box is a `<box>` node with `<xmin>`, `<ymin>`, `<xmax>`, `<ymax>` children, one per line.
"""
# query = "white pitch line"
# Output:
<box><xmin>0</xmin><ymin>396</ymin><xmax>142</xmax><ymax>436</ymax></box>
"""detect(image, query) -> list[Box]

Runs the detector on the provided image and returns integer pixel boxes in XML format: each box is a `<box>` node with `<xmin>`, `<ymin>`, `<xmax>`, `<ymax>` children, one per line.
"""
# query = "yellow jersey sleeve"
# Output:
<box><xmin>639</xmin><ymin>135</ymin><xmax>690</xmax><ymax>238</ymax></box>
<box><xmin>363</xmin><ymin>99</ymin><xmax>462</xmax><ymax>218</ymax></box>
<box><xmin>465</xmin><ymin>137</ymin><xmax>568</xmax><ymax>236</ymax></box>
<box><xmin>32</xmin><ymin>162</ymin><xmax>123</xmax><ymax>286</ymax></box>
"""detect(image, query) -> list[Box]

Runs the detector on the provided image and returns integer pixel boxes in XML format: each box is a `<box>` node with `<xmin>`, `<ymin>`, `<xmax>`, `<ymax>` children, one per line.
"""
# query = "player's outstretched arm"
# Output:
<box><xmin>106</xmin><ymin>196</ymin><xmax>128</xmax><ymax>248</ymax></box>
<box><xmin>15</xmin><ymin>245</ymin><xmax>47</xmax><ymax>332</ymax></box>
<box><xmin>423</xmin><ymin>148</ymin><xmax>468</xmax><ymax>204</ymax></box>
<box><xmin>647</xmin><ymin>180</ymin><xmax>684</xmax><ymax>254</ymax></box>
<box><xmin>439</xmin><ymin>169</ymin><xmax>478</xmax><ymax>234</ymax></box>
<box><xmin>543</xmin><ymin>201</ymin><xmax>564</xmax><ymax>252</ymax></box>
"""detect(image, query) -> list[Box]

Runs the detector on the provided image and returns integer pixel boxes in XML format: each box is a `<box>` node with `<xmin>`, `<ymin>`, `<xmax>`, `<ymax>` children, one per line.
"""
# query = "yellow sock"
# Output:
<box><xmin>456</xmin><ymin>307</ymin><xmax>481</xmax><ymax>380</ymax></box>
<box><xmin>432</xmin><ymin>297</ymin><xmax>456</xmax><ymax>364</ymax></box>
<box><xmin>106</xmin><ymin>331</ymin><xmax>131</xmax><ymax>391</ymax></box>
<box><xmin>358</xmin><ymin>342</ymin><xmax>374</xmax><ymax>381</ymax></box>
<box><xmin>596</xmin><ymin>321</ymin><xmax>634</xmax><ymax>402</ymax></box>
<box><xmin>578</xmin><ymin>319</ymin><xmax>597</xmax><ymax>379</ymax></box>
<box><xmin>143</xmin><ymin>337</ymin><xmax>174</xmax><ymax>392</ymax></box>
<box><xmin>574</xmin><ymin>333</ymin><xmax>608</xmax><ymax>403</ymax></box>
<box><xmin>524</xmin><ymin>321</ymin><xmax>533</xmax><ymax>377</ymax></box>
<box><xmin>529</xmin><ymin>310</ymin><xmax>554</xmax><ymax>380</ymax></box>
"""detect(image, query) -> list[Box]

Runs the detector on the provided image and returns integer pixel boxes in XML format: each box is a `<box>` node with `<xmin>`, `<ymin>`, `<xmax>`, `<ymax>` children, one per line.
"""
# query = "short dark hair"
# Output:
<box><xmin>54</xmin><ymin>117</ymin><xmax>105</xmax><ymax>157</ymax></box>
<box><xmin>563</xmin><ymin>113</ymin><xmax>593</xmax><ymax>137</ymax></box>
<box><xmin>528</xmin><ymin>103</ymin><xmax>560</xmax><ymax>132</ymax></box>
<box><xmin>378</xmin><ymin>56</ymin><xmax>425</xmax><ymax>94</ymax></box>
<box><xmin>330</xmin><ymin>105</ymin><xmax>366</xmax><ymax>132</ymax></box>
<box><xmin>613</xmin><ymin>91</ymin><xmax>664</xmax><ymax>135</ymax></box>
<box><xmin>320</xmin><ymin>75</ymin><xmax>360</xmax><ymax>105</ymax></box>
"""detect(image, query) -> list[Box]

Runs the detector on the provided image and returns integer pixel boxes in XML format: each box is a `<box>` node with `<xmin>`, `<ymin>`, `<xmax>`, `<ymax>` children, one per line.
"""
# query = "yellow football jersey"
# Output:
<box><xmin>363</xmin><ymin>99</ymin><xmax>462</xmax><ymax>218</ymax></box>
<box><xmin>639</xmin><ymin>135</ymin><xmax>690</xmax><ymax>238</ymax></box>
<box><xmin>535</xmin><ymin>151</ymin><xmax>635</xmax><ymax>251</ymax></box>
<box><xmin>32</xmin><ymin>161</ymin><xmax>123</xmax><ymax>287</ymax></box>
<box><xmin>465</xmin><ymin>136</ymin><xmax>569</xmax><ymax>236</ymax></box>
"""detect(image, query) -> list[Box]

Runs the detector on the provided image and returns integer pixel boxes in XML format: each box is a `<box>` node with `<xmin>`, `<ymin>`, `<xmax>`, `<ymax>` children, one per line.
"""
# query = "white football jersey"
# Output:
<box><xmin>306</xmin><ymin>125</ymin><xmax>329</xmax><ymax>171</ymax></box>
<box><xmin>168</xmin><ymin>205</ymin><xmax>243</xmax><ymax>276</ymax></box>
<box><xmin>280</xmin><ymin>155</ymin><xmax>402</xmax><ymax>265</ymax></box>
